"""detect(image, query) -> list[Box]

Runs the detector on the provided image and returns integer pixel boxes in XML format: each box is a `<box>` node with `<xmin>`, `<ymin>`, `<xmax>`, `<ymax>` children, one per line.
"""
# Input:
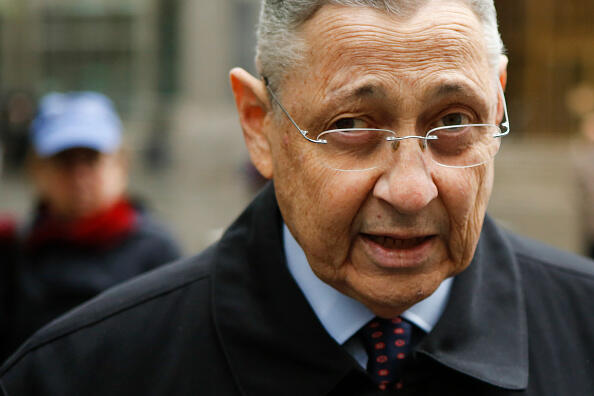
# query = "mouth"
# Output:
<box><xmin>359</xmin><ymin>233</ymin><xmax>438</xmax><ymax>269</ymax></box>
<box><xmin>363</xmin><ymin>234</ymin><xmax>433</xmax><ymax>249</ymax></box>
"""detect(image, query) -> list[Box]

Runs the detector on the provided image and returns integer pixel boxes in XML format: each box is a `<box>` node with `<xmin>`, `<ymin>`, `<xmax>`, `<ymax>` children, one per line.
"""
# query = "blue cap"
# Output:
<box><xmin>31</xmin><ymin>92</ymin><xmax>122</xmax><ymax>157</ymax></box>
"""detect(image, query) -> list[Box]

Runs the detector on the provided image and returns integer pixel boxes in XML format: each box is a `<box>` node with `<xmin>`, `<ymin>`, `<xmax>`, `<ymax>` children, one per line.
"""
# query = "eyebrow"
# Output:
<box><xmin>426</xmin><ymin>81</ymin><xmax>491</xmax><ymax>113</ymax></box>
<box><xmin>352</xmin><ymin>84</ymin><xmax>383</xmax><ymax>98</ymax></box>
<box><xmin>329</xmin><ymin>80</ymin><xmax>477</xmax><ymax>102</ymax></box>
<box><xmin>429</xmin><ymin>81</ymin><xmax>490</xmax><ymax>103</ymax></box>
<box><xmin>326</xmin><ymin>82</ymin><xmax>388</xmax><ymax>103</ymax></box>
<box><xmin>318</xmin><ymin>79</ymin><xmax>487</xmax><ymax>118</ymax></box>
<box><xmin>433</xmin><ymin>83</ymin><xmax>465</xmax><ymax>97</ymax></box>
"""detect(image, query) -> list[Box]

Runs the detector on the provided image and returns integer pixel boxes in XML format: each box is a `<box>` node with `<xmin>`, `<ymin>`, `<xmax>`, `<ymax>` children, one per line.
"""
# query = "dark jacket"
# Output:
<box><xmin>1</xmin><ymin>184</ymin><xmax>593</xmax><ymax>395</ymax></box>
<box><xmin>0</xmin><ymin>216</ymin><xmax>17</xmax><ymax>361</ymax></box>
<box><xmin>1</xmin><ymin>200</ymin><xmax>181</xmax><ymax>362</ymax></box>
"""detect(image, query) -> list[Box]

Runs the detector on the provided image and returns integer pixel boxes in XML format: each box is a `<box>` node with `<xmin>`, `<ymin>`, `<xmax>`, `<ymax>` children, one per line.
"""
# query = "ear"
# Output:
<box><xmin>496</xmin><ymin>55</ymin><xmax>509</xmax><ymax>124</ymax></box>
<box><xmin>229</xmin><ymin>67</ymin><xmax>274</xmax><ymax>179</ymax></box>
<box><xmin>498</xmin><ymin>55</ymin><xmax>508</xmax><ymax>91</ymax></box>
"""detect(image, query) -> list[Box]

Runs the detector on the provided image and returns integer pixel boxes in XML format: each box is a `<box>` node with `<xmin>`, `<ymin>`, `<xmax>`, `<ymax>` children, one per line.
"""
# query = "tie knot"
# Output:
<box><xmin>360</xmin><ymin>317</ymin><xmax>414</xmax><ymax>391</ymax></box>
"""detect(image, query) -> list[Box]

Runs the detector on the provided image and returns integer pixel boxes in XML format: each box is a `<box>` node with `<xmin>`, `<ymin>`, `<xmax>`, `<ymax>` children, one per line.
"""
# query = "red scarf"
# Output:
<box><xmin>28</xmin><ymin>199</ymin><xmax>137</xmax><ymax>250</ymax></box>
<box><xmin>0</xmin><ymin>214</ymin><xmax>17</xmax><ymax>244</ymax></box>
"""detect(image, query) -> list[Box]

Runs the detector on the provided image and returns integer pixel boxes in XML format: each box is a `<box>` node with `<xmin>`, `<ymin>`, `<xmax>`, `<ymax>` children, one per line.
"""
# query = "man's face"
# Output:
<box><xmin>31</xmin><ymin>148</ymin><xmax>127</xmax><ymax>220</ymax></box>
<box><xmin>258</xmin><ymin>1</ymin><xmax>503</xmax><ymax>317</ymax></box>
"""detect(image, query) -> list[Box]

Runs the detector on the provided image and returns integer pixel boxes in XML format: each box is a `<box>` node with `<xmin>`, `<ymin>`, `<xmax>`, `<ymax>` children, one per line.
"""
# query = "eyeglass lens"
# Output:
<box><xmin>316</xmin><ymin>125</ymin><xmax>502</xmax><ymax>171</ymax></box>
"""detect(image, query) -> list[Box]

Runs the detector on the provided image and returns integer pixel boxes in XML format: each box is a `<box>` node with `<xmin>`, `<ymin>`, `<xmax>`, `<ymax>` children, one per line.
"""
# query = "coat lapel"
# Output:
<box><xmin>416</xmin><ymin>216</ymin><xmax>529</xmax><ymax>390</ymax></box>
<box><xmin>212</xmin><ymin>183</ymin><xmax>360</xmax><ymax>396</ymax></box>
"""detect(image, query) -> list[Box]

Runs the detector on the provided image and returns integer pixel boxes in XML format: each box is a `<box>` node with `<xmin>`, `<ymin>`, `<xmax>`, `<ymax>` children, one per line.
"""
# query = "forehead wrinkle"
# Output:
<box><xmin>315</xmin><ymin>26</ymin><xmax>483</xmax><ymax>76</ymax></box>
<box><xmin>301</xmin><ymin>5</ymin><xmax>489</xmax><ymax>88</ymax></box>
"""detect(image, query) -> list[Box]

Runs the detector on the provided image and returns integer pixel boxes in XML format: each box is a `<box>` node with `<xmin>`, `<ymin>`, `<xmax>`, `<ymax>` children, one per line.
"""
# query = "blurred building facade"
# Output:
<box><xmin>0</xmin><ymin>0</ymin><xmax>257</xmax><ymax>114</ymax></box>
<box><xmin>1</xmin><ymin>0</ymin><xmax>157</xmax><ymax>112</ymax></box>
<box><xmin>498</xmin><ymin>0</ymin><xmax>594</xmax><ymax>136</ymax></box>
<box><xmin>1</xmin><ymin>0</ymin><xmax>593</xmax><ymax>136</ymax></box>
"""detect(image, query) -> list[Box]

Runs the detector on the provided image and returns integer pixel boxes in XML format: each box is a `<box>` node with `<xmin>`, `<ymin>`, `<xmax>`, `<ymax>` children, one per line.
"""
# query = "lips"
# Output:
<box><xmin>363</xmin><ymin>234</ymin><xmax>433</xmax><ymax>250</ymax></box>
<box><xmin>358</xmin><ymin>233</ymin><xmax>437</xmax><ymax>269</ymax></box>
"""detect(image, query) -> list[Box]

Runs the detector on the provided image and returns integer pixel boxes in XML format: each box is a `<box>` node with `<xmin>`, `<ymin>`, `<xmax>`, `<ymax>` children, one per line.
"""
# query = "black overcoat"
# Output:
<box><xmin>1</xmin><ymin>184</ymin><xmax>593</xmax><ymax>395</ymax></box>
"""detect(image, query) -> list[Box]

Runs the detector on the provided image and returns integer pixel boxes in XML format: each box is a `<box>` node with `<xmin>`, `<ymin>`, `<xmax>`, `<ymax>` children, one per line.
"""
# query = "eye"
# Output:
<box><xmin>433</xmin><ymin>113</ymin><xmax>471</xmax><ymax>128</ymax></box>
<box><xmin>330</xmin><ymin>117</ymin><xmax>369</xmax><ymax>130</ymax></box>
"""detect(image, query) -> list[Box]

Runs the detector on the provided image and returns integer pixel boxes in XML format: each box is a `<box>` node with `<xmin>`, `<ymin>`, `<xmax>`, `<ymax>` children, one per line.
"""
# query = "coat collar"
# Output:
<box><xmin>213</xmin><ymin>183</ymin><xmax>360</xmax><ymax>395</ymax></box>
<box><xmin>213</xmin><ymin>183</ymin><xmax>528</xmax><ymax>394</ymax></box>
<box><xmin>416</xmin><ymin>215</ymin><xmax>529</xmax><ymax>390</ymax></box>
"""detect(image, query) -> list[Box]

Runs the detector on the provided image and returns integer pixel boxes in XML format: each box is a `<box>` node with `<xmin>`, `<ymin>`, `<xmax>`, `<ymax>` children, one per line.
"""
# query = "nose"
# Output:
<box><xmin>67</xmin><ymin>161</ymin><xmax>95</xmax><ymax>183</ymax></box>
<box><xmin>372</xmin><ymin>140</ymin><xmax>438</xmax><ymax>214</ymax></box>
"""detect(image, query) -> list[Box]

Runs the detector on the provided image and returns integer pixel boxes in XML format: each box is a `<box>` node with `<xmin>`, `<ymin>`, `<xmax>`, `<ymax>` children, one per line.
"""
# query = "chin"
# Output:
<box><xmin>70</xmin><ymin>203</ymin><xmax>99</xmax><ymax>219</ymax></box>
<box><xmin>367</xmin><ymin>291</ymin><xmax>430</xmax><ymax>318</ymax></box>
<box><xmin>348</xmin><ymin>271</ymin><xmax>446</xmax><ymax>318</ymax></box>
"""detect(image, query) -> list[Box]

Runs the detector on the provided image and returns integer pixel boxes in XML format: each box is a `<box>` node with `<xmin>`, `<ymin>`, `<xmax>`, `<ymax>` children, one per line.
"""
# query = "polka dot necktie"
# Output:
<box><xmin>360</xmin><ymin>316</ymin><xmax>414</xmax><ymax>391</ymax></box>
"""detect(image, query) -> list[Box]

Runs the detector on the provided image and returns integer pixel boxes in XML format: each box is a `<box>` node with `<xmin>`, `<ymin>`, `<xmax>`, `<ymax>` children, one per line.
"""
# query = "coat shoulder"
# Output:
<box><xmin>506</xmin><ymin>230</ymin><xmax>594</xmax><ymax>282</ymax></box>
<box><xmin>0</xmin><ymin>245</ymin><xmax>216</xmax><ymax>375</ymax></box>
<box><xmin>129</xmin><ymin>210</ymin><xmax>183</xmax><ymax>258</ymax></box>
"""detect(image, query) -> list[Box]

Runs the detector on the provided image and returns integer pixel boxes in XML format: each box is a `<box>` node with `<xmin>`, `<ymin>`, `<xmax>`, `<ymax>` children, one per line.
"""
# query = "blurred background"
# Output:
<box><xmin>0</xmin><ymin>0</ymin><xmax>593</xmax><ymax>256</ymax></box>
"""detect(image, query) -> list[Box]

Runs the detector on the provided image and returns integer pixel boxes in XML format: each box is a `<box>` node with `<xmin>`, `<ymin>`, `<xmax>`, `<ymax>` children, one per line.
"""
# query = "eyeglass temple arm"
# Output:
<box><xmin>263</xmin><ymin>77</ymin><xmax>322</xmax><ymax>143</ymax></box>
<box><xmin>494</xmin><ymin>80</ymin><xmax>511</xmax><ymax>138</ymax></box>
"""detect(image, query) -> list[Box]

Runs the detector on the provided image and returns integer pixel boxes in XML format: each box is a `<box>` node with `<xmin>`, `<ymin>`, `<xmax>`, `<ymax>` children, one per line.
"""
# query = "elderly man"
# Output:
<box><xmin>1</xmin><ymin>1</ymin><xmax>593</xmax><ymax>395</ymax></box>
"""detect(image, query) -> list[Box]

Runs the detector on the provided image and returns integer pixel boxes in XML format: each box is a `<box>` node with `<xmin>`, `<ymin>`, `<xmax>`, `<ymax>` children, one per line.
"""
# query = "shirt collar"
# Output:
<box><xmin>283</xmin><ymin>224</ymin><xmax>453</xmax><ymax>345</ymax></box>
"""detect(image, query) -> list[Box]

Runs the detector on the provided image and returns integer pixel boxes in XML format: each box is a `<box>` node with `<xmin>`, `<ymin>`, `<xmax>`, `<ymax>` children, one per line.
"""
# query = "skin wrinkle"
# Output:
<box><xmin>313</xmin><ymin>80</ymin><xmax>396</xmax><ymax>129</ymax></box>
<box><xmin>296</xmin><ymin>6</ymin><xmax>492</xmax><ymax>105</ymax></box>
<box><xmin>465</xmin><ymin>167</ymin><xmax>491</xmax><ymax>264</ymax></box>
<box><xmin>260</xmin><ymin>0</ymin><xmax>502</xmax><ymax>99</ymax></box>
<box><xmin>298</xmin><ymin>71</ymin><xmax>488</xmax><ymax>124</ymax></box>
<box><xmin>308</xmin><ymin>8</ymin><xmax>484</xmax><ymax>73</ymax></box>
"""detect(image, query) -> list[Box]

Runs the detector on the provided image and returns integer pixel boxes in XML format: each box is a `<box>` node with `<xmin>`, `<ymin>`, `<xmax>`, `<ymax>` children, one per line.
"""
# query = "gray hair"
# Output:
<box><xmin>256</xmin><ymin>0</ymin><xmax>504</xmax><ymax>94</ymax></box>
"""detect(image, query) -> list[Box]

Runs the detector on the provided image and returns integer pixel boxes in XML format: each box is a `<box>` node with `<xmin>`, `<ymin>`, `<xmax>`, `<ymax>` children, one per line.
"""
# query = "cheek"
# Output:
<box><xmin>96</xmin><ymin>163</ymin><xmax>125</xmax><ymax>201</ymax></box>
<box><xmin>38</xmin><ymin>171</ymin><xmax>69</xmax><ymax>199</ymax></box>
<box><xmin>275</xmin><ymin>142</ymin><xmax>376</xmax><ymax>265</ymax></box>
<box><xmin>293</xmin><ymin>178</ymin><xmax>376</xmax><ymax>270</ymax></box>
<box><xmin>437</xmin><ymin>166</ymin><xmax>493</xmax><ymax>262</ymax></box>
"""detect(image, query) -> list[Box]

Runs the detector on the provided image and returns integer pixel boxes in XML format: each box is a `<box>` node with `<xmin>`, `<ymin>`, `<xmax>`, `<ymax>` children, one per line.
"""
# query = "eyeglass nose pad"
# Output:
<box><xmin>419</xmin><ymin>139</ymin><xmax>426</xmax><ymax>151</ymax></box>
<box><xmin>390</xmin><ymin>138</ymin><xmax>426</xmax><ymax>152</ymax></box>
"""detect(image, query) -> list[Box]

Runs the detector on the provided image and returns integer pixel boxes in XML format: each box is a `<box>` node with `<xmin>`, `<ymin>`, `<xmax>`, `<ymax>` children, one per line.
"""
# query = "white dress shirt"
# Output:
<box><xmin>283</xmin><ymin>224</ymin><xmax>453</xmax><ymax>368</ymax></box>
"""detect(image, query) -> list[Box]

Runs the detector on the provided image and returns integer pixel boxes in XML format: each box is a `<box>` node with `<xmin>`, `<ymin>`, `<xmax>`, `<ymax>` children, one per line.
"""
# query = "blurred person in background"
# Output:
<box><xmin>0</xmin><ymin>92</ymin><xmax>181</xmax><ymax>362</ymax></box>
<box><xmin>1</xmin><ymin>1</ymin><xmax>594</xmax><ymax>395</ymax></box>
<box><xmin>0</xmin><ymin>91</ymin><xmax>36</xmax><ymax>172</ymax></box>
